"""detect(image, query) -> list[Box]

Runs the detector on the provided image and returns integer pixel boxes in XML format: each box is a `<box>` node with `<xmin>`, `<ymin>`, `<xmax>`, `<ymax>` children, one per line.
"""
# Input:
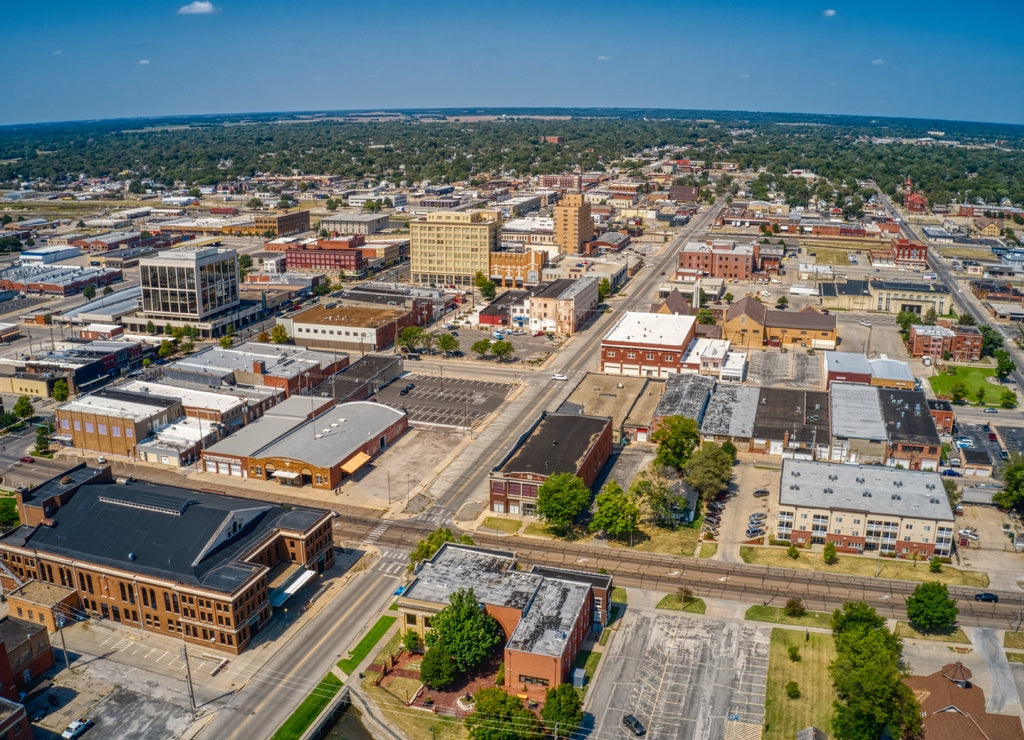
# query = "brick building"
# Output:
<box><xmin>678</xmin><ymin>240</ymin><xmax>757</xmax><ymax>280</ymax></box>
<box><xmin>927</xmin><ymin>399</ymin><xmax>954</xmax><ymax>435</ymax></box>
<box><xmin>600</xmin><ymin>312</ymin><xmax>697</xmax><ymax>378</ymax></box>
<box><xmin>553</xmin><ymin>194</ymin><xmax>593</xmax><ymax>255</ymax></box>
<box><xmin>869</xmin><ymin>238</ymin><xmax>928</xmax><ymax>269</ymax></box>
<box><xmin>908</xmin><ymin>324</ymin><xmax>982</xmax><ymax>361</ymax></box>
<box><xmin>0</xmin><ymin>466</ymin><xmax>334</xmax><ymax>655</ymax></box>
<box><xmin>56</xmin><ymin>388</ymin><xmax>185</xmax><ymax>459</ymax></box>
<box><xmin>284</xmin><ymin>236</ymin><xmax>367</xmax><ymax>274</ymax></box>
<box><xmin>489</xmin><ymin>412</ymin><xmax>612</xmax><ymax>516</ymax></box>
<box><xmin>398</xmin><ymin>544</ymin><xmax>611</xmax><ymax>699</ymax></box>
<box><xmin>0</xmin><ymin>617</ymin><xmax>55</xmax><ymax>699</ymax></box>
<box><xmin>254</xmin><ymin>210</ymin><xmax>310</xmax><ymax>237</ymax></box>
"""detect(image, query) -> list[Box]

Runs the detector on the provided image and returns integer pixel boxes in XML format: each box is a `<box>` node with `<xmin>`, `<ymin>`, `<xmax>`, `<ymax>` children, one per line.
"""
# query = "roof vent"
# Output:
<box><xmin>128</xmin><ymin>552</ymin><xmax>137</xmax><ymax>561</ymax></box>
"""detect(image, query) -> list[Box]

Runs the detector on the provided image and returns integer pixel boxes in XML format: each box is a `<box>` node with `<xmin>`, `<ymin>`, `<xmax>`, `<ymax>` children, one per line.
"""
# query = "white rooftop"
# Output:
<box><xmin>119</xmin><ymin>380</ymin><xmax>246</xmax><ymax>414</ymax></box>
<box><xmin>911</xmin><ymin>324</ymin><xmax>955</xmax><ymax>338</ymax></box>
<box><xmin>603</xmin><ymin>312</ymin><xmax>696</xmax><ymax>348</ymax></box>
<box><xmin>830</xmin><ymin>382</ymin><xmax>886</xmax><ymax>440</ymax></box>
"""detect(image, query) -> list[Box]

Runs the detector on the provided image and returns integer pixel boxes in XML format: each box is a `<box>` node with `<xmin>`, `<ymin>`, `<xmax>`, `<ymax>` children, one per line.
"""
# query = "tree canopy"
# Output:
<box><xmin>13</xmin><ymin>396</ymin><xmax>33</xmax><ymax>419</ymax></box>
<box><xmin>905</xmin><ymin>581</ymin><xmax>958</xmax><ymax>632</ymax></box>
<box><xmin>465</xmin><ymin>687</ymin><xmax>543</xmax><ymax>740</ymax></box>
<box><xmin>537</xmin><ymin>472</ymin><xmax>591</xmax><ymax>535</ymax></box>
<box><xmin>589</xmin><ymin>480</ymin><xmax>641</xmax><ymax>541</ymax></box>
<box><xmin>408</xmin><ymin>527</ymin><xmax>474</xmax><ymax>570</ymax></box>
<box><xmin>650</xmin><ymin>416</ymin><xmax>700</xmax><ymax>471</ymax></box>
<box><xmin>684</xmin><ymin>443</ymin><xmax>734</xmax><ymax>500</ymax></box>
<box><xmin>541</xmin><ymin>684</ymin><xmax>584</xmax><ymax>737</ymax></box>
<box><xmin>425</xmin><ymin>588</ymin><xmax>501</xmax><ymax>674</ymax></box>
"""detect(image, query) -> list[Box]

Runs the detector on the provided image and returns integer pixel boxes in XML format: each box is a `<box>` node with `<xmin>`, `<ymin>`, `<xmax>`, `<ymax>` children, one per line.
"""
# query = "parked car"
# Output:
<box><xmin>983</xmin><ymin>407</ymin><xmax>998</xmax><ymax>414</ymax></box>
<box><xmin>552</xmin><ymin>374</ymin><xmax>568</xmax><ymax>381</ymax></box>
<box><xmin>18</xmin><ymin>456</ymin><xmax>32</xmax><ymax>463</ymax></box>
<box><xmin>975</xmin><ymin>592</ymin><xmax>999</xmax><ymax>603</ymax></box>
<box><xmin>989</xmin><ymin>433</ymin><xmax>998</xmax><ymax>441</ymax></box>
<box><xmin>1001</xmin><ymin>450</ymin><xmax>1010</xmax><ymax>460</ymax></box>
<box><xmin>753</xmin><ymin>488</ymin><xmax>770</xmax><ymax>498</ymax></box>
<box><xmin>622</xmin><ymin>714</ymin><xmax>646</xmax><ymax>737</ymax></box>
<box><xmin>746</xmin><ymin>528</ymin><xmax>766</xmax><ymax>538</ymax></box>
<box><xmin>399</xmin><ymin>388</ymin><xmax>410</xmax><ymax>396</ymax></box>
<box><xmin>62</xmin><ymin>719</ymin><xmax>94</xmax><ymax>740</ymax></box>
<box><xmin>749</xmin><ymin>513</ymin><xmax>767</xmax><ymax>522</ymax></box>
<box><xmin>858</xmin><ymin>320</ymin><xmax>871</xmax><ymax>326</ymax></box>
<box><xmin>942</xmin><ymin>470</ymin><xmax>962</xmax><ymax>477</ymax></box>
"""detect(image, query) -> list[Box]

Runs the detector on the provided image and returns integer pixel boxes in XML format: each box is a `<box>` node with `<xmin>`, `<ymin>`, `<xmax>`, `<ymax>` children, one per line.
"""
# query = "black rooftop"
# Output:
<box><xmin>879</xmin><ymin>389</ymin><xmax>941</xmax><ymax>445</ymax></box>
<box><xmin>2</xmin><ymin>480</ymin><xmax>328</xmax><ymax>594</ymax></box>
<box><xmin>95</xmin><ymin>387</ymin><xmax>179</xmax><ymax>409</ymax></box>
<box><xmin>497</xmin><ymin>413</ymin><xmax>609</xmax><ymax>477</ymax></box>
<box><xmin>752</xmin><ymin>388</ymin><xmax>830</xmax><ymax>446</ymax></box>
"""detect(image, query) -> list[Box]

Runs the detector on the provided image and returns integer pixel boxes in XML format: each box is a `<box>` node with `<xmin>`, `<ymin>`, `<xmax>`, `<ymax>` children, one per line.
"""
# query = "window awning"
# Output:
<box><xmin>341</xmin><ymin>451</ymin><xmax>371</xmax><ymax>474</ymax></box>
<box><xmin>271</xmin><ymin>470</ymin><xmax>300</xmax><ymax>480</ymax></box>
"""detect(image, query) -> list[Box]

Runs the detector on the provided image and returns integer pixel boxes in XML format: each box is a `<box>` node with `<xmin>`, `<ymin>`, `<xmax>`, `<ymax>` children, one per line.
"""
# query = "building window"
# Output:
<box><xmin>406</xmin><ymin>614</ymin><xmax>417</xmax><ymax>626</ymax></box>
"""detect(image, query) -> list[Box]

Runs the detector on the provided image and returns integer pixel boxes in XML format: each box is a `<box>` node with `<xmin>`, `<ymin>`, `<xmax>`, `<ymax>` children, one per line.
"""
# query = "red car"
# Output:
<box><xmin>19</xmin><ymin>457</ymin><xmax>33</xmax><ymax>463</ymax></box>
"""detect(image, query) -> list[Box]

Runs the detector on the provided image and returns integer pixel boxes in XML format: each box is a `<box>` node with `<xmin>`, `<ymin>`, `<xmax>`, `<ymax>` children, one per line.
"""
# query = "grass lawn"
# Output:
<box><xmin>1007</xmin><ymin>652</ymin><xmax>1024</xmax><ymax>664</ymax></box>
<box><xmin>605</xmin><ymin>523</ymin><xmax>700</xmax><ymax>557</ymax></box>
<box><xmin>929</xmin><ymin>366</ymin><xmax>1003</xmax><ymax>405</ymax></box>
<box><xmin>940</xmin><ymin>245</ymin><xmax>995</xmax><ymax>260</ymax></box>
<box><xmin>698</xmin><ymin>541</ymin><xmax>718</xmax><ymax>559</ymax></box>
<box><xmin>600</xmin><ymin>604</ymin><xmax>625</xmax><ymax>647</ymax></box>
<box><xmin>894</xmin><ymin>621</ymin><xmax>971</xmax><ymax>644</ymax></box>
<box><xmin>655</xmin><ymin>593</ymin><xmax>707</xmax><ymax>614</ymax></box>
<box><xmin>763</xmin><ymin>629</ymin><xmax>836</xmax><ymax>740</ymax></box>
<box><xmin>361</xmin><ymin>674</ymin><xmax>467</xmax><ymax>740</ymax></box>
<box><xmin>270</xmin><ymin>672</ymin><xmax>343</xmax><ymax>740</ymax></box>
<box><xmin>806</xmin><ymin>247</ymin><xmax>857</xmax><ymax>266</ymax></box>
<box><xmin>745</xmin><ymin>605</ymin><xmax>834</xmax><ymax>630</ymax></box>
<box><xmin>739</xmin><ymin>546</ymin><xmax>989</xmax><ymax>587</ymax></box>
<box><xmin>337</xmin><ymin>615</ymin><xmax>397</xmax><ymax>675</ymax></box>
<box><xmin>611</xmin><ymin>587</ymin><xmax>628</xmax><ymax>604</ymax></box>
<box><xmin>1005</xmin><ymin>632</ymin><xmax>1024</xmax><ymax>649</ymax></box>
<box><xmin>522</xmin><ymin>522</ymin><xmax>559</xmax><ymax>538</ymax></box>
<box><xmin>481</xmin><ymin>517</ymin><xmax>521</xmax><ymax>534</ymax></box>
<box><xmin>574</xmin><ymin>648</ymin><xmax>602</xmax><ymax>683</ymax></box>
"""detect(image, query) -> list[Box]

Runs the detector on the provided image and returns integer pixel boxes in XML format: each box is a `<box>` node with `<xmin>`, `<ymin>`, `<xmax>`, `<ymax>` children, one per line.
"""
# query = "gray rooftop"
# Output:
<box><xmin>824</xmin><ymin>351</ymin><xmax>871</xmax><ymax>376</ymax></box>
<box><xmin>1</xmin><ymin>480</ymin><xmax>327</xmax><ymax>593</ymax></box>
<box><xmin>779</xmin><ymin>459</ymin><xmax>954</xmax><ymax>522</ymax></box>
<box><xmin>752</xmin><ymin>388</ymin><xmax>830</xmax><ymax>446</ymax></box>
<box><xmin>403</xmin><ymin>544</ymin><xmax>540</xmax><ymax>610</ymax></box>
<box><xmin>700</xmin><ymin>385</ymin><xmax>760</xmax><ymax>438</ymax></box>
<box><xmin>505</xmin><ymin>576</ymin><xmax>589</xmax><ymax>658</ymax></box>
<box><xmin>655</xmin><ymin>373</ymin><xmax>716</xmax><ymax>422</ymax></box>
<box><xmin>830</xmin><ymin>382</ymin><xmax>886</xmax><ymax>440</ymax></box>
<box><xmin>879</xmin><ymin>389</ymin><xmax>940</xmax><ymax>445</ymax></box>
<box><xmin>868</xmin><ymin>358</ymin><xmax>915</xmax><ymax>383</ymax></box>
<box><xmin>202</xmin><ymin>396</ymin><xmax>322</xmax><ymax>457</ymax></box>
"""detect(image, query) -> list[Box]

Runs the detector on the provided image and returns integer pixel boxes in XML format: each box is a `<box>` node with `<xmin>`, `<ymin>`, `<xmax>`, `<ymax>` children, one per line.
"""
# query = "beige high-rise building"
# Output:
<box><xmin>410</xmin><ymin>210</ymin><xmax>500</xmax><ymax>286</ymax></box>
<box><xmin>554</xmin><ymin>194</ymin><xmax>594</xmax><ymax>254</ymax></box>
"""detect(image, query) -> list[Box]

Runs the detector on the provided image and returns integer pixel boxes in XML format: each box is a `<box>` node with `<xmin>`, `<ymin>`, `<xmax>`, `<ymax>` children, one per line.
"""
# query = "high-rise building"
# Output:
<box><xmin>140</xmin><ymin>245</ymin><xmax>239</xmax><ymax>321</ymax></box>
<box><xmin>126</xmin><ymin>245</ymin><xmax>258</xmax><ymax>337</ymax></box>
<box><xmin>553</xmin><ymin>193</ymin><xmax>593</xmax><ymax>254</ymax></box>
<box><xmin>409</xmin><ymin>210</ymin><xmax>500</xmax><ymax>286</ymax></box>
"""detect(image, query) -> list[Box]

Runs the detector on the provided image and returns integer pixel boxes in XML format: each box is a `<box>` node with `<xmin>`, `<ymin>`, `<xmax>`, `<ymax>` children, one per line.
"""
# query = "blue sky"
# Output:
<box><xmin>5</xmin><ymin>1</ymin><xmax>1023</xmax><ymax>126</ymax></box>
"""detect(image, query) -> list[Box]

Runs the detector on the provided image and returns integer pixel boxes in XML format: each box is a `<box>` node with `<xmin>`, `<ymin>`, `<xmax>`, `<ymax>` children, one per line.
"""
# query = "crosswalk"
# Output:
<box><xmin>374</xmin><ymin>549</ymin><xmax>409</xmax><ymax>576</ymax></box>
<box><xmin>363</xmin><ymin>521</ymin><xmax>389</xmax><ymax>544</ymax></box>
<box><xmin>416</xmin><ymin>507</ymin><xmax>453</xmax><ymax>527</ymax></box>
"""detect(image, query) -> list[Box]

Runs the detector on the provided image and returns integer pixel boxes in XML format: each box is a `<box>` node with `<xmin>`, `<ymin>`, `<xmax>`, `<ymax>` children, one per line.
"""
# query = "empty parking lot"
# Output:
<box><xmin>591</xmin><ymin>611</ymin><xmax>769</xmax><ymax>739</ymax></box>
<box><xmin>378</xmin><ymin>375</ymin><xmax>514</xmax><ymax>428</ymax></box>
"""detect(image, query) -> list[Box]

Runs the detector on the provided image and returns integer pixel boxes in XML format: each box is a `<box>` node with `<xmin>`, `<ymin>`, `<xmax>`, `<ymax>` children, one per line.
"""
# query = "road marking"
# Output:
<box><xmin>363</xmin><ymin>522</ymin><xmax>389</xmax><ymax>544</ymax></box>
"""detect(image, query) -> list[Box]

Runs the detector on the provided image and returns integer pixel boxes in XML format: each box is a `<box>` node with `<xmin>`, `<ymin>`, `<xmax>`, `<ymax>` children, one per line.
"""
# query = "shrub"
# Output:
<box><xmin>784</xmin><ymin>597</ymin><xmax>806</xmax><ymax>618</ymax></box>
<box><xmin>420</xmin><ymin>645</ymin><xmax>456</xmax><ymax>690</ymax></box>
<box><xmin>787</xmin><ymin>545</ymin><xmax>800</xmax><ymax>559</ymax></box>
<box><xmin>823</xmin><ymin>541</ymin><xmax>839</xmax><ymax>565</ymax></box>
<box><xmin>928</xmin><ymin>556</ymin><xmax>942</xmax><ymax>573</ymax></box>
<box><xmin>786</xmin><ymin>681</ymin><xmax>801</xmax><ymax>699</ymax></box>
<box><xmin>788</xmin><ymin>645</ymin><xmax>801</xmax><ymax>662</ymax></box>
<box><xmin>494</xmin><ymin>662</ymin><xmax>505</xmax><ymax>686</ymax></box>
<box><xmin>402</xmin><ymin>629</ymin><xmax>420</xmax><ymax>654</ymax></box>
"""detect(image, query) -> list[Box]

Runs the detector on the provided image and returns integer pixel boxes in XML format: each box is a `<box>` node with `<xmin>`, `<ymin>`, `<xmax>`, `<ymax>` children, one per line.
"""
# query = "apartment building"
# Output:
<box><xmin>908</xmin><ymin>324</ymin><xmax>982</xmax><ymax>361</ymax></box>
<box><xmin>553</xmin><ymin>194</ymin><xmax>593</xmax><ymax>255</ymax></box>
<box><xmin>678</xmin><ymin>240</ymin><xmax>757</xmax><ymax>280</ymax></box>
<box><xmin>409</xmin><ymin>210</ymin><xmax>500</xmax><ymax>286</ymax></box>
<box><xmin>775</xmin><ymin>459</ymin><xmax>954</xmax><ymax>558</ymax></box>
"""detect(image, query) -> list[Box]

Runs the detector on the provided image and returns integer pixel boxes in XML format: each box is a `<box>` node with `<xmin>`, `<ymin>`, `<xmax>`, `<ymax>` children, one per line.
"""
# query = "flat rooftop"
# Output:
<box><xmin>603</xmin><ymin>311</ymin><xmax>695</xmax><ymax>348</ymax></box>
<box><xmin>830</xmin><ymin>382</ymin><xmax>886</xmax><ymax>440</ymax></box>
<box><xmin>779</xmin><ymin>459</ymin><xmax>954</xmax><ymax>522</ymax></box>
<box><xmin>879</xmin><ymin>389</ymin><xmax>941</xmax><ymax>445</ymax></box>
<box><xmin>562</xmin><ymin>374</ymin><xmax>658</xmax><ymax>432</ymax></box>
<box><xmin>752</xmin><ymin>388</ymin><xmax>830</xmax><ymax>446</ymax></box>
<box><xmin>700</xmin><ymin>384</ymin><xmax>760</xmax><ymax>438</ymax></box>
<box><xmin>655</xmin><ymin>373</ymin><xmax>716</xmax><ymax>422</ymax></box>
<box><xmin>825</xmin><ymin>351</ymin><xmax>871</xmax><ymax>376</ymax></box>
<box><xmin>403</xmin><ymin>544</ymin><xmax>540</xmax><ymax>610</ymax></box>
<box><xmin>290</xmin><ymin>303</ymin><xmax>408</xmax><ymax>327</ymax></box>
<box><xmin>505</xmin><ymin>576</ymin><xmax>588</xmax><ymax>658</ymax></box>
<box><xmin>59</xmin><ymin>387</ymin><xmax>179</xmax><ymax>421</ymax></box>
<box><xmin>119</xmin><ymin>380</ymin><xmax>246</xmax><ymax>413</ymax></box>
<box><xmin>496</xmin><ymin>413</ymin><xmax>609</xmax><ymax>477</ymax></box>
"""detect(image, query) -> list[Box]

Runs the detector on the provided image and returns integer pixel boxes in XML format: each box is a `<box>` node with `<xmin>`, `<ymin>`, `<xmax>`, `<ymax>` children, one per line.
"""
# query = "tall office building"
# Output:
<box><xmin>126</xmin><ymin>245</ymin><xmax>258</xmax><ymax>337</ymax></box>
<box><xmin>554</xmin><ymin>194</ymin><xmax>594</xmax><ymax>254</ymax></box>
<box><xmin>409</xmin><ymin>210</ymin><xmax>500</xmax><ymax>286</ymax></box>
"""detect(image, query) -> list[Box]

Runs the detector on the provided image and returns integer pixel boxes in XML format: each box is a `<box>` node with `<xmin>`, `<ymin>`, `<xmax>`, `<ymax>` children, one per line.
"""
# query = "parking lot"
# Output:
<box><xmin>591</xmin><ymin>611</ymin><xmax>769</xmax><ymax>739</ymax></box>
<box><xmin>377</xmin><ymin>375</ymin><xmax>514</xmax><ymax>428</ymax></box>
<box><xmin>436</xmin><ymin>322</ymin><xmax>564</xmax><ymax>364</ymax></box>
<box><xmin>745</xmin><ymin>350</ymin><xmax>821</xmax><ymax>388</ymax></box>
<box><xmin>836</xmin><ymin>314</ymin><xmax>907</xmax><ymax>359</ymax></box>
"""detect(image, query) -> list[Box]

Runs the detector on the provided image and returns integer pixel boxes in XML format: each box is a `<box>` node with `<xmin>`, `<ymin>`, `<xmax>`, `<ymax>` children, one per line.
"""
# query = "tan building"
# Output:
<box><xmin>489</xmin><ymin>248</ymin><xmax>545</xmax><ymax>288</ymax></box>
<box><xmin>410</xmin><ymin>210</ymin><xmax>500</xmax><ymax>287</ymax></box>
<box><xmin>56</xmin><ymin>388</ymin><xmax>185</xmax><ymax>459</ymax></box>
<box><xmin>775</xmin><ymin>459</ymin><xmax>955</xmax><ymax>558</ymax></box>
<box><xmin>554</xmin><ymin>194</ymin><xmax>593</xmax><ymax>254</ymax></box>
<box><xmin>254</xmin><ymin>210</ymin><xmax>310</xmax><ymax>237</ymax></box>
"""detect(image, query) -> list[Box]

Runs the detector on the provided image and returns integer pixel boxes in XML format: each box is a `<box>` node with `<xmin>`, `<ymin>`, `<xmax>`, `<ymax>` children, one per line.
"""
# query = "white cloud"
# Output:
<box><xmin>138</xmin><ymin>59</ymin><xmax>150</xmax><ymax>66</ymax></box>
<box><xmin>871</xmin><ymin>58</ymin><xmax>885</xmax><ymax>65</ymax></box>
<box><xmin>178</xmin><ymin>1</ymin><xmax>216</xmax><ymax>15</ymax></box>
<box><xmin>596</xmin><ymin>55</ymin><xmax>612</xmax><ymax>62</ymax></box>
<box><xmin>822</xmin><ymin>9</ymin><xmax>836</xmax><ymax>17</ymax></box>
<box><xmin>738</xmin><ymin>73</ymin><xmax>750</xmax><ymax>79</ymax></box>
<box><xmin>53</xmin><ymin>50</ymin><xmax>62</xmax><ymax>56</ymax></box>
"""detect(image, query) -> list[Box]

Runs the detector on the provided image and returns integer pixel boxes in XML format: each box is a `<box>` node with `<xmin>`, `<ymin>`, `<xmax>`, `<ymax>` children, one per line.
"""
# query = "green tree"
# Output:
<box><xmin>928</xmin><ymin>556</ymin><xmax>943</xmax><ymax>573</ymax></box>
<box><xmin>471</xmin><ymin>339</ymin><xmax>492</xmax><ymax>358</ymax></box>
<box><xmin>979</xmin><ymin>324</ymin><xmax>1003</xmax><ymax>357</ymax></box>
<box><xmin>832</xmin><ymin>601</ymin><xmax>886</xmax><ymax>637</ymax></box>
<box><xmin>479</xmin><ymin>280</ymin><xmax>497</xmax><ymax>300</ymax></box>
<box><xmin>685</xmin><ymin>443</ymin><xmax>733</xmax><ymax>500</ymax></box>
<box><xmin>408</xmin><ymin>527</ymin><xmax>474</xmax><ymax>570</ymax></box>
<box><xmin>650</xmin><ymin>416</ymin><xmax>700</xmax><ymax>471</ymax></box>
<box><xmin>34</xmin><ymin>422</ymin><xmax>53</xmax><ymax>454</ymax></box>
<box><xmin>721</xmin><ymin>440</ymin><xmax>737</xmax><ymax>461</ymax></box>
<box><xmin>436</xmin><ymin>333</ymin><xmax>459</xmax><ymax>356</ymax></box>
<box><xmin>82</xmin><ymin>285</ymin><xmax>96</xmax><ymax>300</ymax></box>
<box><xmin>975</xmin><ymin>387</ymin><xmax>987</xmax><ymax>405</ymax></box>
<box><xmin>397</xmin><ymin>326</ymin><xmax>425</xmax><ymax>352</ymax></box>
<box><xmin>775</xmin><ymin>295</ymin><xmax>789</xmax><ymax>308</ymax></box>
<box><xmin>943</xmin><ymin>477</ymin><xmax>961</xmax><ymax>506</ymax></box>
<box><xmin>256</xmin><ymin>331</ymin><xmax>271</xmax><ymax>343</ymax></box>
<box><xmin>541</xmin><ymin>683</ymin><xmax>583</xmax><ymax>738</ymax></box>
<box><xmin>247</xmin><ymin>197</ymin><xmax>263</xmax><ymax>209</ymax></box>
<box><xmin>425</xmin><ymin>588</ymin><xmax>501</xmax><ymax>673</ymax></box>
<box><xmin>906</xmin><ymin>582</ymin><xmax>959</xmax><ymax>632</ymax></box>
<box><xmin>311</xmin><ymin>282</ymin><xmax>331</xmax><ymax>296</ymax></box>
<box><xmin>995</xmin><ymin>452</ymin><xmax>1024</xmax><ymax>511</ymax></box>
<box><xmin>823</xmin><ymin>541</ymin><xmax>839</xmax><ymax>565</ymax></box>
<box><xmin>895</xmin><ymin>310</ymin><xmax>917</xmax><ymax>338</ymax></box>
<box><xmin>724</xmin><ymin>292</ymin><xmax>734</xmax><ymax>303</ymax></box>
<box><xmin>270</xmin><ymin>324</ymin><xmax>290</xmax><ymax>344</ymax></box>
<box><xmin>695</xmin><ymin>308</ymin><xmax>715</xmax><ymax>325</ymax></box>
<box><xmin>145</xmin><ymin>320</ymin><xmax>156</xmax><ymax>334</ymax></box>
<box><xmin>465</xmin><ymin>687</ymin><xmax>543</xmax><ymax>740</ymax></box>
<box><xmin>491</xmin><ymin>340</ymin><xmax>514</xmax><ymax>361</ymax></box>
<box><xmin>995</xmin><ymin>349</ymin><xmax>1015</xmax><ymax>381</ymax></box>
<box><xmin>219</xmin><ymin>335</ymin><xmax>233</xmax><ymax>349</ymax></box>
<box><xmin>950</xmin><ymin>381</ymin><xmax>968</xmax><ymax>404</ymax></box>
<box><xmin>589</xmin><ymin>480</ymin><xmax>641</xmax><ymax>541</ymax></box>
<box><xmin>13</xmin><ymin>396</ymin><xmax>33</xmax><ymax>419</ymax></box>
<box><xmin>923</xmin><ymin>307</ymin><xmax>938</xmax><ymax>325</ymax></box>
<box><xmin>1001</xmin><ymin>389</ymin><xmax>1018</xmax><ymax>408</ymax></box>
<box><xmin>630</xmin><ymin>465</ymin><xmax>682</xmax><ymax>529</ymax></box>
<box><xmin>784</xmin><ymin>597</ymin><xmax>806</xmax><ymax>617</ymax></box>
<box><xmin>598</xmin><ymin>277</ymin><xmax>611</xmax><ymax>301</ymax></box>
<box><xmin>402</xmin><ymin>629</ymin><xmax>420</xmax><ymax>653</ymax></box>
<box><xmin>51</xmin><ymin>379</ymin><xmax>69</xmax><ymax>403</ymax></box>
<box><xmin>157</xmin><ymin>340</ymin><xmax>176</xmax><ymax>359</ymax></box>
<box><xmin>537</xmin><ymin>472</ymin><xmax>591</xmax><ymax>535</ymax></box>
<box><xmin>103</xmin><ymin>286</ymin><xmax>114</xmax><ymax>296</ymax></box>
<box><xmin>420</xmin><ymin>644</ymin><xmax>457</xmax><ymax>690</ymax></box>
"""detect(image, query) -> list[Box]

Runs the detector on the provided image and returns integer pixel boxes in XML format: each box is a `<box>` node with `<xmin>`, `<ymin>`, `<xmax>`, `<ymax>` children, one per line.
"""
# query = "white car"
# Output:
<box><xmin>858</xmin><ymin>320</ymin><xmax>872</xmax><ymax>327</ymax></box>
<box><xmin>552</xmin><ymin>374</ymin><xmax>568</xmax><ymax>381</ymax></box>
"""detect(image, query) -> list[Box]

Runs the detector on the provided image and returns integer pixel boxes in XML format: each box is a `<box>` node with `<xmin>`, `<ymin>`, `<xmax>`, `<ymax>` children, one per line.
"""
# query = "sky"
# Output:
<box><xmin>4</xmin><ymin>0</ymin><xmax>1024</xmax><ymax>127</ymax></box>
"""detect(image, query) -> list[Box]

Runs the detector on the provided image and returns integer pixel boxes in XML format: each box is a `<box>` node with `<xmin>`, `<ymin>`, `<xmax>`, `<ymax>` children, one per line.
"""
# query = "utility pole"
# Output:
<box><xmin>56</xmin><ymin>614</ymin><xmax>70</xmax><ymax>670</ymax></box>
<box><xmin>182</xmin><ymin>644</ymin><xmax>196</xmax><ymax>718</ymax></box>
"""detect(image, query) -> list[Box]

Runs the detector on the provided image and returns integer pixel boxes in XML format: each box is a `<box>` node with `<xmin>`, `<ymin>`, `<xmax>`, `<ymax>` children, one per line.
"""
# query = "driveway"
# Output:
<box><xmin>588</xmin><ymin>610</ymin><xmax>769</xmax><ymax>739</ymax></box>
